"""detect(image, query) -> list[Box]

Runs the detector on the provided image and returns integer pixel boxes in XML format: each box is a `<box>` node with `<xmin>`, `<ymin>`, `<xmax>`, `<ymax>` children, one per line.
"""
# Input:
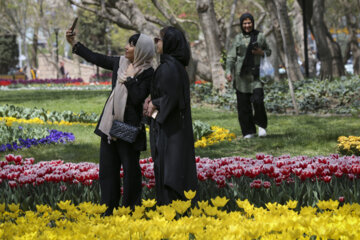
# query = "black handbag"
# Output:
<box><xmin>109</xmin><ymin>120</ymin><xmax>139</xmax><ymax>143</ymax></box>
<box><xmin>109</xmin><ymin>86</ymin><xmax>140</xmax><ymax>143</ymax></box>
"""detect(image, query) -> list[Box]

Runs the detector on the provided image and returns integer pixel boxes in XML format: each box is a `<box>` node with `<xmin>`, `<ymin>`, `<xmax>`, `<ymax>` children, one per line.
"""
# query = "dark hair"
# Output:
<box><xmin>128</xmin><ymin>33</ymin><xmax>140</xmax><ymax>46</ymax></box>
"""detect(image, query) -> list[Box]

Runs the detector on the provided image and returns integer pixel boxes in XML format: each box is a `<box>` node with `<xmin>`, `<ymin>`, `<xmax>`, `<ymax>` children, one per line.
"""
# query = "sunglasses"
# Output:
<box><xmin>154</xmin><ymin>37</ymin><xmax>161</xmax><ymax>44</ymax></box>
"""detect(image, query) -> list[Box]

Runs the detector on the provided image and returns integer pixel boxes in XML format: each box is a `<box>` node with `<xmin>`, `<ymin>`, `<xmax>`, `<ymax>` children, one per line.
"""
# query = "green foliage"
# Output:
<box><xmin>0</xmin><ymin>33</ymin><xmax>18</xmax><ymax>74</ymax></box>
<box><xmin>0</xmin><ymin>104</ymin><xmax>99</xmax><ymax>123</ymax></box>
<box><xmin>0</xmin><ymin>181</ymin><xmax>100</xmax><ymax>211</ymax></box>
<box><xmin>192</xmin><ymin>120</ymin><xmax>213</xmax><ymax>141</ymax></box>
<box><xmin>192</xmin><ymin>76</ymin><xmax>360</xmax><ymax>115</ymax></box>
<box><xmin>0</xmin><ymin>125</ymin><xmax>49</xmax><ymax>144</ymax></box>
<box><xmin>77</xmin><ymin>9</ymin><xmax>108</xmax><ymax>54</ymax></box>
<box><xmin>2</xmin><ymin>174</ymin><xmax>360</xmax><ymax>211</ymax></box>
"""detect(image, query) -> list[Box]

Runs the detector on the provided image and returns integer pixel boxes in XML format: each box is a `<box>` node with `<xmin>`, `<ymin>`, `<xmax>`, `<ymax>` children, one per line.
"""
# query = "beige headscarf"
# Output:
<box><xmin>98</xmin><ymin>34</ymin><xmax>155</xmax><ymax>140</ymax></box>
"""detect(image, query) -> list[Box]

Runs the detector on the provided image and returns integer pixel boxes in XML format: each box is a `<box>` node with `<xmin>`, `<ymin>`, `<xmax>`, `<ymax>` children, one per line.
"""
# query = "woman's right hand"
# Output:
<box><xmin>66</xmin><ymin>28</ymin><xmax>77</xmax><ymax>47</ymax></box>
<box><xmin>143</xmin><ymin>96</ymin><xmax>151</xmax><ymax>116</ymax></box>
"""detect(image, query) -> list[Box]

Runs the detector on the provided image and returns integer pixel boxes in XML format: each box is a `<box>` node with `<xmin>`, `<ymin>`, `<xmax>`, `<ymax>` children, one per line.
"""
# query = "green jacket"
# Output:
<box><xmin>225</xmin><ymin>32</ymin><xmax>271</xmax><ymax>93</ymax></box>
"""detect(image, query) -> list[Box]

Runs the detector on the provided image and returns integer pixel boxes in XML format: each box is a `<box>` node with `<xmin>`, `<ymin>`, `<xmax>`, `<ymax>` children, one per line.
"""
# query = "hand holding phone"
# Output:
<box><xmin>66</xmin><ymin>17</ymin><xmax>78</xmax><ymax>46</ymax></box>
<box><xmin>70</xmin><ymin>17</ymin><xmax>78</xmax><ymax>33</ymax></box>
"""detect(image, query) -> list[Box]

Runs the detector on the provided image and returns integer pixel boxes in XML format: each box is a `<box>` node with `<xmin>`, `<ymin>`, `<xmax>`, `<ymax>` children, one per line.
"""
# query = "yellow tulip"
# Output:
<box><xmin>142</xmin><ymin>198</ymin><xmax>156</xmax><ymax>208</ymax></box>
<box><xmin>183</xmin><ymin>189</ymin><xmax>196</xmax><ymax>200</ymax></box>
<box><xmin>211</xmin><ymin>196</ymin><xmax>229</xmax><ymax>208</ymax></box>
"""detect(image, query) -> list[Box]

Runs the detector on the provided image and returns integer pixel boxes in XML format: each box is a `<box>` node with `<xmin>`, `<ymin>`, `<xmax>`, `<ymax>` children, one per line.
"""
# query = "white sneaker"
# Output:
<box><xmin>258</xmin><ymin>127</ymin><xmax>267</xmax><ymax>137</ymax></box>
<box><xmin>244</xmin><ymin>134</ymin><xmax>256</xmax><ymax>139</ymax></box>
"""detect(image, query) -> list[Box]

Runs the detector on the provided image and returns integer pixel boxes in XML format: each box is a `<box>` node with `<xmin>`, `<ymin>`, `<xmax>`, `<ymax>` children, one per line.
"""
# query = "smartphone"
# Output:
<box><xmin>70</xmin><ymin>17</ymin><xmax>78</xmax><ymax>32</ymax></box>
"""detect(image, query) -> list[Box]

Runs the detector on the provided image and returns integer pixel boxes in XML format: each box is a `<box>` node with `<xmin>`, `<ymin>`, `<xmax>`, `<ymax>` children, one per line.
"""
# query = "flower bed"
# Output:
<box><xmin>1</xmin><ymin>199</ymin><xmax>360</xmax><ymax>239</ymax></box>
<box><xmin>0</xmin><ymin>104</ymin><xmax>99</xmax><ymax>124</ymax></box>
<box><xmin>192</xmin><ymin>120</ymin><xmax>236</xmax><ymax>148</ymax></box>
<box><xmin>338</xmin><ymin>136</ymin><xmax>360</xmax><ymax>156</ymax></box>
<box><xmin>65</xmin><ymin>81</ymin><xmax>111</xmax><ymax>86</ymax></box>
<box><xmin>194</xmin><ymin>126</ymin><xmax>236</xmax><ymax>148</ymax></box>
<box><xmin>2</xmin><ymin>154</ymin><xmax>360</xmax><ymax>210</ymax></box>
<box><xmin>0</xmin><ymin>78</ymin><xmax>83</xmax><ymax>85</ymax></box>
<box><xmin>0</xmin><ymin>125</ymin><xmax>75</xmax><ymax>152</ymax></box>
<box><xmin>1</xmin><ymin>117</ymin><xmax>96</xmax><ymax>127</ymax></box>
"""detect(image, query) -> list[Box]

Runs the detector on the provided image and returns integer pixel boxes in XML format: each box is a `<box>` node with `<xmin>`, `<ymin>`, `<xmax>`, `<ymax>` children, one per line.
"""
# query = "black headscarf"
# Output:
<box><xmin>240</xmin><ymin>13</ymin><xmax>260</xmax><ymax>74</ymax></box>
<box><xmin>162</xmin><ymin>27</ymin><xmax>191</xmax><ymax>66</ymax></box>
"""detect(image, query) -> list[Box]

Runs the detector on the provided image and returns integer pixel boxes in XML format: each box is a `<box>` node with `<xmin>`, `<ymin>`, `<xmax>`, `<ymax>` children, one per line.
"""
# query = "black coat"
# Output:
<box><xmin>150</xmin><ymin>29</ymin><xmax>198</xmax><ymax>203</ymax></box>
<box><xmin>72</xmin><ymin>42</ymin><xmax>153</xmax><ymax>151</ymax></box>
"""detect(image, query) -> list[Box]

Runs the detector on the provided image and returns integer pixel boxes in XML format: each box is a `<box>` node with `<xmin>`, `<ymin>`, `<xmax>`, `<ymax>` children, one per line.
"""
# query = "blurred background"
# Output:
<box><xmin>0</xmin><ymin>0</ymin><xmax>359</xmax><ymax>85</ymax></box>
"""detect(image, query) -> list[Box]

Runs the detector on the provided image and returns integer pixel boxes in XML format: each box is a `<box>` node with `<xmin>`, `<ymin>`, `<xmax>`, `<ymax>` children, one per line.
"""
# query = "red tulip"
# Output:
<box><xmin>322</xmin><ymin>176</ymin><xmax>332</xmax><ymax>182</ymax></box>
<box><xmin>5</xmin><ymin>154</ymin><xmax>15</xmax><ymax>163</ymax></box>
<box><xmin>8</xmin><ymin>180</ymin><xmax>17</xmax><ymax>188</ymax></box>
<box><xmin>263</xmin><ymin>181</ymin><xmax>271</xmax><ymax>188</ymax></box>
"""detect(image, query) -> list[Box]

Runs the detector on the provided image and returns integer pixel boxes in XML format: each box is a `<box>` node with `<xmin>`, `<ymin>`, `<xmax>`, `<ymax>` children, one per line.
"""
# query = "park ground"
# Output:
<box><xmin>1</xmin><ymin>89</ymin><xmax>359</xmax><ymax>162</ymax></box>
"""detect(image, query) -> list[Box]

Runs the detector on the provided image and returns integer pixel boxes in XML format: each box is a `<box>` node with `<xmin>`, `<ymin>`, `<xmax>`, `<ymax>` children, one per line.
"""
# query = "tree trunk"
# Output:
<box><xmin>311</xmin><ymin>0</ymin><xmax>345</xmax><ymax>79</ymax></box>
<box><xmin>291</xmin><ymin>0</ymin><xmax>304</xmax><ymax>62</ymax></box>
<box><xmin>264</xmin><ymin>0</ymin><xmax>285</xmax><ymax>65</ymax></box>
<box><xmin>273</xmin><ymin>0</ymin><xmax>301</xmax><ymax>114</ymax></box>
<box><xmin>342</xmin><ymin>0</ymin><xmax>360</xmax><ymax>75</ymax></box>
<box><xmin>225</xmin><ymin>0</ymin><xmax>238</xmax><ymax>51</ymax></box>
<box><xmin>31</xmin><ymin>26</ymin><xmax>38</xmax><ymax>69</ymax></box>
<box><xmin>266</xmin><ymin>33</ymin><xmax>281</xmax><ymax>81</ymax></box>
<box><xmin>196</xmin><ymin>0</ymin><xmax>226</xmax><ymax>90</ymax></box>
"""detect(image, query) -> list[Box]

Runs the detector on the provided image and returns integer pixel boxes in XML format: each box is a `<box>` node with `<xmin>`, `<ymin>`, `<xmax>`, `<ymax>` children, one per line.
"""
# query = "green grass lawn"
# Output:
<box><xmin>1</xmin><ymin>90</ymin><xmax>359</xmax><ymax>163</ymax></box>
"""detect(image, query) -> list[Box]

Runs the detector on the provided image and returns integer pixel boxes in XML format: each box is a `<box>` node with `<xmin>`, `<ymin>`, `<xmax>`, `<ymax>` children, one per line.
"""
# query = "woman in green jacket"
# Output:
<box><xmin>226</xmin><ymin>13</ymin><xmax>271</xmax><ymax>139</ymax></box>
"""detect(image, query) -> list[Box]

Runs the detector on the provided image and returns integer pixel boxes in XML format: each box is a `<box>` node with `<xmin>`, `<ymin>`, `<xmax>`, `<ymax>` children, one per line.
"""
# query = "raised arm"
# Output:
<box><xmin>66</xmin><ymin>29</ymin><xmax>118</xmax><ymax>70</ymax></box>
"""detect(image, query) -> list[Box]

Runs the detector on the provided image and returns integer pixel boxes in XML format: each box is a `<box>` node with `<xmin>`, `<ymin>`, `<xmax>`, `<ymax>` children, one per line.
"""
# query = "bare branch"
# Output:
<box><xmin>256</xmin><ymin>12</ymin><xmax>267</xmax><ymax>28</ymax></box>
<box><xmin>253</xmin><ymin>0</ymin><xmax>266</xmax><ymax>12</ymax></box>
<box><xmin>145</xmin><ymin>15</ymin><xmax>167</xmax><ymax>27</ymax></box>
<box><xmin>68</xmin><ymin>0</ymin><xmax>136</xmax><ymax>30</ymax></box>
<box><xmin>225</xmin><ymin>0</ymin><xmax>238</xmax><ymax>51</ymax></box>
<box><xmin>264</xmin><ymin>26</ymin><xmax>274</xmax><ymax>37</ymax></box>
<box><xmin>150</xmin><ymin>0</ymin><xmax>188</xmax><ymax>36</ymax></box>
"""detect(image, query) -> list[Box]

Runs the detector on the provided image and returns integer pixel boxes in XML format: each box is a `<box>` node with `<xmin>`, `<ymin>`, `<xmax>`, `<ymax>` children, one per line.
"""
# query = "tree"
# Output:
<box><xmin>0</xmin><ymin>0</ymin><xmax>32</xmax><ymax>77</ymax></box>
<box><xmin>298</xmin><ymin>0</ymin><xmax>345</xmax><ymax>79</ymax></box>
<box><xmin>0</xmin><ymin>0</ymin><xmax>76</xmax><ymax>78</ymax></box>
<box><xmin>341</xmin><ymin>0</ymin><xmax>360</xmax><ymax>75</ymax></box>
<box><xmin>0</xmin><ymin>32</ymin><xmax>18</xmax><ymax>74</ymax></box>
<box><xmin>196</xmin><ymin>0</ymin><xmax>226</xmax><ymax>89</ymax></box>
<box><xmin>77</xmin><ymin>9</ymin><xmax>110</xmax><ymax>80</ymax></box>
<box><xmin>266</xmin><ymin>0</ymin><xmax>300</xmax><ymax>114</ymax></box>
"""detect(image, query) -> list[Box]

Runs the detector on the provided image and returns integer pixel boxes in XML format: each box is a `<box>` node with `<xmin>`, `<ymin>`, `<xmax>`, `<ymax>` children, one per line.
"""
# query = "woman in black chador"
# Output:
<box><xmin>145</xmin><ymin>26</ymin><xmax>198</xmax><ymax>205</ymax></box>
<box><xmin>66</xmin><ymin>30</ymin><xmax>155</xmax><ymax>215</ymax></box>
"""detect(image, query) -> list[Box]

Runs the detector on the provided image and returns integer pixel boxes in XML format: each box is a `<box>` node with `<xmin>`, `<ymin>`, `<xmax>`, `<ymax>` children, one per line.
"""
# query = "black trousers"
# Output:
<box><xmin>99</xmin><ymin>137</ymin><xmax>142</xmax><ymax>215</ymax></box>
<box><xmin>236</xmin><ymin>88</ymin><xmax>267</xmax><ymax>136</ymax></box>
